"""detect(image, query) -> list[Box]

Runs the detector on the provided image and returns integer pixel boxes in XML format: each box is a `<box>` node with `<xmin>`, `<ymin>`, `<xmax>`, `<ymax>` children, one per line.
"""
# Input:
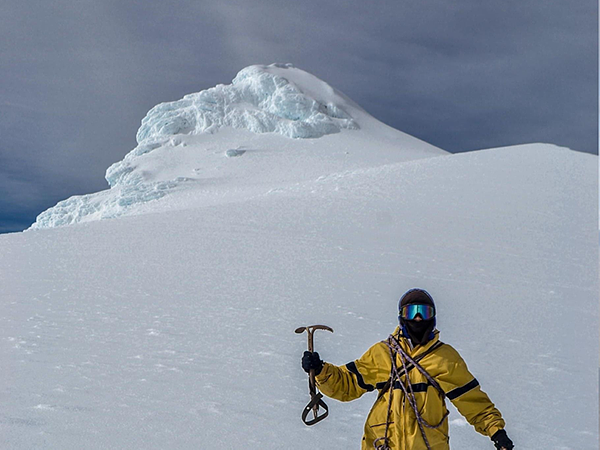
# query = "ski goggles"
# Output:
<box><xmin>399</xmin><ymin>304</ymin><xmax>436</xmax><ymax>321</ymax></box>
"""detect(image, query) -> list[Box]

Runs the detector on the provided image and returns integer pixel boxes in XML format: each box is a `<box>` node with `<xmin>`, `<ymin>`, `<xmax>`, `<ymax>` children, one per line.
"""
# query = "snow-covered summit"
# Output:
<box><xmin>30</xmin><ymin>64</ymin><xmax>447</xmax><ymax>229</ymax></box>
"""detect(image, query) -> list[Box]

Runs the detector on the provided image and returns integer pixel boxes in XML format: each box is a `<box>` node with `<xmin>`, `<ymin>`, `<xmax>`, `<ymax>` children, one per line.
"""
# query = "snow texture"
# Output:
<box><xmin>2</xmin><ymin>140</ymin><xmax>598</xmax><ymax>449</ymax></box>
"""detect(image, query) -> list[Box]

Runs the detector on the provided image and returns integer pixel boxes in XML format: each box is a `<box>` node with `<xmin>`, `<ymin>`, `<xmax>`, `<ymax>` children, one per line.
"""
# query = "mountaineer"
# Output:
<box><xmin>301</xmin><ymin>288</ymin><xmax>514</xmax><ymax>450</ymax></box>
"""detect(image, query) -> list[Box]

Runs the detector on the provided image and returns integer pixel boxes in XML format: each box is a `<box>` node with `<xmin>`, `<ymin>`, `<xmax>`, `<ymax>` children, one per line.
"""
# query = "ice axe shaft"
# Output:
<box><xmin>295</xmin><ymin>325</ymin><xmax>334</xmax><ymax>426</ymax></box>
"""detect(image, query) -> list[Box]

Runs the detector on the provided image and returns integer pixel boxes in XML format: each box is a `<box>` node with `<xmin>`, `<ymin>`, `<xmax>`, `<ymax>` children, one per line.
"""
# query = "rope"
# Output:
<box><xmin>373</xmin><ymin>335</ymin><xmax>449</xmax><ymax>450</ymax></box>
<box><xmin>372</xmin><ymin>374</ymin><xmax>394</xmax><ymax>450</ymax></box>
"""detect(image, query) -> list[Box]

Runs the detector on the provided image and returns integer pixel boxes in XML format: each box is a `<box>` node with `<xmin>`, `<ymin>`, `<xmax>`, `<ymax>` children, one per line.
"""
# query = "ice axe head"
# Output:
<box><xmin>295</xmin><ymin>325</ymin><xmax>333</xmax><ymax>352</ymax></box>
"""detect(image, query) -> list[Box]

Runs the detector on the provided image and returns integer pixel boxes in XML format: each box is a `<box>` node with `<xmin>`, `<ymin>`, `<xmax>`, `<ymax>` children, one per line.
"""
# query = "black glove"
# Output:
<box><xmin>302</xmin><ymin>351</ymin><xmax>323</xmax><ymax>375</ymax></box>
<box><xmin>491</xmin><ymin>429</ymin><xmax>514</xmax><ymax>450</ymax></box>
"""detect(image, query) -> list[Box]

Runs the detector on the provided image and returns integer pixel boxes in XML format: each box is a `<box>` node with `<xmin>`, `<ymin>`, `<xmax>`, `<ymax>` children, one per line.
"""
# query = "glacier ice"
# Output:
<box><xmin>30</xmin><ymin>64</ymin><xmax>363</xmax><ymax>229</ymax></box>
<box><xmin>135</xmin><ymin>64</ymin><xmax>358</xmax><ymax>145</ymax></box>
<box><xmin>105</xmin><ymin>64</ymin><xmax>360</xmax><ymax>189</ymax></box>
<box><xmin>30</xmin><ymin>180</ymin><xmax>180</xmax><ymax>229</ymax></box>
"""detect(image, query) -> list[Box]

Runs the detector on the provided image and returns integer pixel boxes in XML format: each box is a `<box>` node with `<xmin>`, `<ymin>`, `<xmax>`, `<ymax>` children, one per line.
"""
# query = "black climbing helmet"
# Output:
<box><xmin>398</xmin><ymin>288</ymin><xmax>436</xmax><ymax>321</ymax></box>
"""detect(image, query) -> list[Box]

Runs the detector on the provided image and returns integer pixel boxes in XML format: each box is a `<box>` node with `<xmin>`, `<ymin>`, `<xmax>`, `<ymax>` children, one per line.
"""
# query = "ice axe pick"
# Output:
<box><xmin>295</xmin><ymin>324</ymin><xmax>334</xmax><ymax>426</ymax></box>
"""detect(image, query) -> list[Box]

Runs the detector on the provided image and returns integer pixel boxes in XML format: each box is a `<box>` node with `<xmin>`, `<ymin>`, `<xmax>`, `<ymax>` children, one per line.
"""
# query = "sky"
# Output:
<box><xmin>1</xmin><ymin>0</ymin><xmax>597</xmax><ymax>233</ymax></box>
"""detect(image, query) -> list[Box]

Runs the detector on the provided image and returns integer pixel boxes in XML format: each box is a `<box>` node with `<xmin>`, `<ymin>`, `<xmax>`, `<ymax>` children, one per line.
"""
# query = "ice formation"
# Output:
<box><xmin>105</xmin><ymin>64</ymin><xmax>359</xmax><ymax>189</ymax></box>
<box><xmin>30</xmin><ymin>63</ymin><xmax>443</xmax><ymax>230</ymax></box>
<box><xmin>31</xmin><ymin>181</ymin><xmax>181</xmax><ymax>229</ymax></box>
<box><xmin>30</xmin><ymin>64</ymin><xmax>366</xmax><ymax>229</ymax></box>
<box><xmin>136</xmin><ymin>63</ymin><xmax>358</xmax><ymax>142</ymax></box>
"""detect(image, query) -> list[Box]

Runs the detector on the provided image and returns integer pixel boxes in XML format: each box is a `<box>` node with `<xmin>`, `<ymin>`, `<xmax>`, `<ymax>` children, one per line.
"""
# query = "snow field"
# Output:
<box><xmin>1</xmin><ymin>143</ymin><xmax>597</xmax><ymax>449</ymax></box>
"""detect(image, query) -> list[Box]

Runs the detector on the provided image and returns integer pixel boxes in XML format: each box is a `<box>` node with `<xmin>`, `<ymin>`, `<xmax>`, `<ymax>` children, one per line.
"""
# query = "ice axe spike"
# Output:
<box><xmin>295</xmin><ymin>324</ymin><xmax>334</xmax><ymax>426</ymax></box>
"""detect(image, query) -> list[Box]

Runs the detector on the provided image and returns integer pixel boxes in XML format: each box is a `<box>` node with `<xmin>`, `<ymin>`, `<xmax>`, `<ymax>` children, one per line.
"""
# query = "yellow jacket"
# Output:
<box><xmin>315</xmin><ymin>329</ymin><xmax>505</xmax><ymax>450</ymax></box>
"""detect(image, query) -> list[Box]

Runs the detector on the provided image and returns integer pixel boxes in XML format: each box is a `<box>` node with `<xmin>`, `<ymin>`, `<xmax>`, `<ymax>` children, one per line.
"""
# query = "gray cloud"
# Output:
<box><xmin>0</xmin><ymin>0</ymin><xmax>596</xmax><ymax>232</ymax></box>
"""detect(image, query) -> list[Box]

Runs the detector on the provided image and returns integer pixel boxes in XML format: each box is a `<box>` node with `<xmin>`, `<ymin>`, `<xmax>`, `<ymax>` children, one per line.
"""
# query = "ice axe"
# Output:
<box><xmin>295</xmin><ymin>324</ymin><xmax>334</xmax><ymax>426</ymax></box>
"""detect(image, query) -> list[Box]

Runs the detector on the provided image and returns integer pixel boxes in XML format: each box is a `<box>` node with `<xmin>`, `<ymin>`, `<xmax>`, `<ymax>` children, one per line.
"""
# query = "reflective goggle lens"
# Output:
<box><xmin>399</xmin><ymin>304</ymin><xmax>435</xmax><ymax>320</ymax></box>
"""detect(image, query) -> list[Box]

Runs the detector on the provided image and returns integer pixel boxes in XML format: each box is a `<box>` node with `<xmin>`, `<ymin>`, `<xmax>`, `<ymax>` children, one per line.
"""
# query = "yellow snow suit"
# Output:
<box><xmin>315</xmin><ymin>329</ymin><xmax>505</xmax><ymax>450</ymax></box>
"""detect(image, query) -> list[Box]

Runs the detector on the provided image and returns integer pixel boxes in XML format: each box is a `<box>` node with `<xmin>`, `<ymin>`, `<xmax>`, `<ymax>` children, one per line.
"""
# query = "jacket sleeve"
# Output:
<box><xmin>435</xmin><ymin>346</ymin><xmax>506</xmax><ymax>437</ymax></box>
<box><xmin>315</xmin><ymin>343</ymin><xmax>390</xmax><ymax>402</ymax></box>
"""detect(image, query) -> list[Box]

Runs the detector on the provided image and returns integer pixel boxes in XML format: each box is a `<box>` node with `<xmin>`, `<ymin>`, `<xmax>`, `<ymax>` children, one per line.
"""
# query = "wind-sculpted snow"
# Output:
<box><xmin>31</xmin><ymin>180</ymin><xmax>182</xmax><ymax>229</ymax></box>
<box><xmin>135</xmin><ymin>64</ymin><xmax>358</xmax><ymax>144</ymax></box>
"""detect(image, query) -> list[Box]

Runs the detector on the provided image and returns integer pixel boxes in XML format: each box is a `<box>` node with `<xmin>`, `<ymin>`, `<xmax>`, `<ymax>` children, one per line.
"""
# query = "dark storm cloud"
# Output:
<box><xmin>0</xmin><ymin>0</ymin><xmax>597</xmax><ymax>232</ymax></box>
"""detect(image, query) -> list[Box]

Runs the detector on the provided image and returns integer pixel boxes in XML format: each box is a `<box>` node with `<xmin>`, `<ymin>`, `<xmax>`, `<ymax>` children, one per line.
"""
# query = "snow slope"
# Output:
<box><xmin>1</xmin><ymin>140</ymin><xmax>597</xmax><ymax>449</ymax></box>
<box><xmin>31</xmin><ymin>64</ymin><xmax>446</xmax><ymax>229</ymax></box>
